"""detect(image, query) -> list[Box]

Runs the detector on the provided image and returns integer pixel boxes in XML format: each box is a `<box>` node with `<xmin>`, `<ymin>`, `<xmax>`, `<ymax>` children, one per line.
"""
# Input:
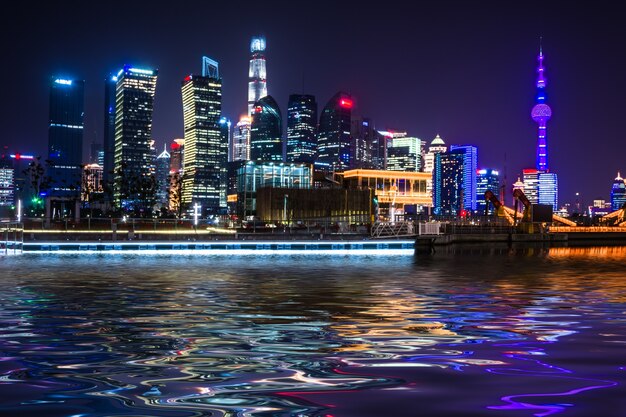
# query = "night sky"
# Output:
<box><xmin>3</xmin><ymin>2</ymin><xmax>624</xmax><ymax>205</ymax></box>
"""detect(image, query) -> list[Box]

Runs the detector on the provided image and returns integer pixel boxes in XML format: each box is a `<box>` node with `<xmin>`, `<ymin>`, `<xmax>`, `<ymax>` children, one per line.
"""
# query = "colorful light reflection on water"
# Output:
<box><xmin>0</xmin><ymin>245</ymin><xmax>625</xmax><ymax>416</ymax></box>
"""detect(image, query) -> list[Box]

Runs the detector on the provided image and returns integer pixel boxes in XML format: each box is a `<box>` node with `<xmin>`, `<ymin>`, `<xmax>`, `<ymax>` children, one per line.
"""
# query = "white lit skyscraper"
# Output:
<box><xmin>386</xmin><ymin>136</ymin><xmax>422</xmax><ymax>171</ymax></box>
<box><xmin>232</xmin><ymin>116</ymin><xmax>251</xmax><ymax>162</ymax></box>
<box><xmin>248</xmin><ymin>36</ymin><xmax>267</xmax><ymax>116</ymax></box>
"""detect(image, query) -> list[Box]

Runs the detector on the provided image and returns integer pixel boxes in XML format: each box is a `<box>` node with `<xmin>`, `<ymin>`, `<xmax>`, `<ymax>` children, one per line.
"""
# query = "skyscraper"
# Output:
<box><xmin>112</xmin><ymin>65</ymin><xmax>158</xmax><ymax>211</ymax></box>
<box><xmin>248</xmin><ymin>36</ymin><xmax>267</xmax><ymax>116</ymax></box>
<box><xmin>611</xmin><ymin>172</ymin><xmax>626</xmax><ymax>210</ymax></box>
<box><xmin>476</xmin><ymin>169</ymin><xmax>500</xmax><ymax>214</ymax></box>
<box><xmin>48</xmin><ymin>77</ymin><xmax>84</xmax><ymax>198</ymax></box>
<box><xmin>449</xmin><ymin>145</ymin><xmax>478</xmax><ymax>211</ymax></box>
<box><xmin>386</xmin><ymin>136</ymin><xmax>422</xmax><ymax>172</ymax></box>
<box><xmin>0</xmin><ymin>152</ymin><xmax>13</xmax><ymax>207</ymax></box>
<box><xmin>433</xmin><ymin>151</ymin><xmax>464</xmax><ymax>215</ymax></box>
<box><xmin>155</xmin><ymin>145</ymin><xmax>170</xmax><ymax>206</ymax></box>
<box><xmin>169</xmin><ymin>139</ymin><xmax>184</xmax><ymax>174</ymax></box>
<box><xmin>316</xmin><ymin>92</ymin><xmax>352</xmax><ymax>172</ymax></box>
<box><xmin>287</xmin><ymin>94</ymin><xmax>317</xmax><ymax>163</ymax></box>
<box><xmin>250</xmin><ymin>95</ymin><xmax>282</xmax><ymax>162</ymax></box>
<box><xmin>103</xmin><ymin>74</ymin><xmax>117</xmax><ymax>192</ymax></box>
<box><xmin>424</xmin><ymin>135</ymin><xmax>447</xmax><ymax>174</ymax></box>
<box><xmin>181</xmin><ymin>58</ymin><xmax>227</xmax><ymax>215</ymax></box>
<box><xmin>232</xmin><ymin>116</ymin><xmax>251</xmax><ymax>161</ymax></box>
<box><xmin>351</xmin><ymin>117</ymin><xmax>376</xmax><ymax>169</ymax></box>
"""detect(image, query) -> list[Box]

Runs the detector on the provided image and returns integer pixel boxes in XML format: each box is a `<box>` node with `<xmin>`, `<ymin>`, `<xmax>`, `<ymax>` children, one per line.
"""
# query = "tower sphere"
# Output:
<box><xmin>531</xmin><ymin>103</ymin><xmax>552</xmax><ymax>122</ymax></box>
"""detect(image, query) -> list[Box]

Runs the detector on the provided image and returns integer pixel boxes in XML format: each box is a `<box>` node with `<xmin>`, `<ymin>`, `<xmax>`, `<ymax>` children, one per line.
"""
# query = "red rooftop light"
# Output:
<box><xmin>339</xmin><ymin>98</ymin><xmax>353</xmax><ymax>109</ymax></box>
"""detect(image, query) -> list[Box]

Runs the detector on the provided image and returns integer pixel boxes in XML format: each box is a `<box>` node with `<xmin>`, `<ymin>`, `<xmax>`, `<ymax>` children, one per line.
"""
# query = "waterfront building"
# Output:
<box><xmin>181</xmin><ymin>58</ymin><xmax>227</xmax><ymax>215</ymax></box>
<box><xmin>611</xmin><ymin>172</ymin><xmax>626</xmax><ymax>210</ymax></box>
<box><xmin>0</xmin><ymin>153</ymin><xmax>13</xmax><ymax>207</ymax></box>
<box><xmin>424</xmin><ymin>134</ymin><xmax>447</xmax><ymax>195</ymax></box>
<box><xmin>433</xmin><ymin>151</ymin><xmax>463</xmax><ymax>215</ymax></box>
<box><xmin>522</xmin><ymin>169</ymin><xmax>539</xmax><ymax>204</ymax></box>
<box><xmin>476</xmin><ymin>168</ymin><xmax>500</xmax><ymax>214</ymax></box>
<box><xmin>386</xmin><ymin>136</ymin><xmax>422</xmax><ymax>172</ymax></box>
<box><xmin>316</xmin><ymin>92</ymin><xmax>353</xmax><ymax>172</ymax></box>
<box><xmin>232</xmin><ymin>116</ymin><xmax>251</xmax><ymax>162</ymax></box>
<box><xmin>8</xmin><ymin>153</ymin><xmax>36</xmax><ymax>206</ymax></box>
<box><xmin>286</xmin><ymin>94</ymin><xmax>317</xmax><ymax>164</ymax></box>
<box><xmin>155</xmin><ymin>145</ymin><xmax>170</xmax><ymax>206</ymax></box>
<box><xmin>250</xmin><ymin>95</ymin><xmax>282</xmax><ymax>162</ymax></box>
<box><xmin>233</xmin><ymin>161</ymin><xmax>312</xmax><ymax>218</ymax></box>
<box><xmin>449</xmin><ymin>145</ymin><xmax>478</xmax><ymax>211</ymax></box>
<box><xmin>103</xmin><ymin>74</ymin><xmax>117</xmax><ymax>190</ymax></box>
<box><xmin>248</xmin><ymin>36</ymin><xmax>267</xmax><ymax>116</ymax></box>
<box><xmin>112</xmin><ymin>65</ymin><xmax>158</xmax><ymax>211</ymax></box>
<box><xmin>538</xmin><ymin>172</ymin><xmax>558</xmax><ymax>210</ymax></box>
<box><xmin>48</xmin><ymin>77</ymin><xmax>85</xmax><ymax>198</ymax></box>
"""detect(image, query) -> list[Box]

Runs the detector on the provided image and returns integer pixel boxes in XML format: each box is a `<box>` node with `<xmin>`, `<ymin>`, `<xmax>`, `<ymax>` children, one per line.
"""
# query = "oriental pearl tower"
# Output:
<box><xmin>531</xmin><ymin>42</ymin><xmax>552</xmax><ymax>172</ymax></box>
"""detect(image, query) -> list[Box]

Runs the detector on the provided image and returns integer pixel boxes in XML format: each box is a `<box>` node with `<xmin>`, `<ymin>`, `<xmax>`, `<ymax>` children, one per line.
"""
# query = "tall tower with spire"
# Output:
<box><xmin>523</xmin><ymin>41</ymin><xmax>558</xmax><ymax>210</ymax></box>
<box><xmin>530</xmin><ymin>41</ymin><xmax>552</xmax><ymax>171</ymax></box>
<box><xmin>248</xmin><ymin>36</ymin><xmax>267</xmax><ymax>116</ymax></box>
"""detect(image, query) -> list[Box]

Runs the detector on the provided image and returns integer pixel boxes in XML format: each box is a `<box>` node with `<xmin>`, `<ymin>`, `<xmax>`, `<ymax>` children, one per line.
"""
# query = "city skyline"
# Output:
<box><xmin>3</xmin><ymin>2</ymin><xmax>625</xmax><ymax>203</ymax></box>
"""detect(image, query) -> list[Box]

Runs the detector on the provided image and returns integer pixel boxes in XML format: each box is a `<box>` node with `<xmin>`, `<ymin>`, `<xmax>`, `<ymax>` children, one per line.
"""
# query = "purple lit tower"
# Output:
<box><xmin>530</xmin><ymin>44</ymin><xmax>551</xmax><ymax>171</ymax></box>
<box><xmin>525</xmin><ymin>42</ymin><xmax>558</xmax><ymax>210</ymax></box>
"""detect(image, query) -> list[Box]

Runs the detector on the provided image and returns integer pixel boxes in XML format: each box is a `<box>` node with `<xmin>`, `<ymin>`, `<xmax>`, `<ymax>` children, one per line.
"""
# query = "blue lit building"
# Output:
<box><xmin>113</xmin><ymin>65</ymin><xmax>158</xmax><ymax>211</ymax></box>
<box><xmin>250</xmin><ymin>95</ymin><xmax>283</xmax><ymax>162</ymax></box>
<box><xmin>611</xmin><ymin>172</ymin><xmax>626</xmax><ymax>210</ymax></box>
<box><xmin>433</xmin><ymin>151</ymin><xmax>464</xmax><ymax>215</ymax></box>
<box><xmin>286</xmin><ymin>94</ymin><xmax>317</xmax><ymax>164</ymax></box>
<box><xmin>316</xmin><ymin>92</ymin><xmax>352</xmax><ymax>172</ymax></box>
<box><xmin>155</xmin><ymin>145</ymin><xmax>170</xmax><ymax>207</ymax></box>
<box><xmin>476</xmin><ymin>168</ymin><xmax>500</xmax><ymax>214</ymax></box>
<box><xmin>48</xmin><ymin>77</ymin><xmax>84</xmax><ymax>198</ymax></box>
<box><xmin>449</xmin><ymin>145</ymin><xmax>478</xmax><ymax>211</ymax></box>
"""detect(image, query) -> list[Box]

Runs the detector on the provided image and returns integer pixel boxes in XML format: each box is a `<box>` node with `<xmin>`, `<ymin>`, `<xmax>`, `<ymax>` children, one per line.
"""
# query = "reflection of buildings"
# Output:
<box><xmin>476</xmin><ymin>169</ymin><xmax>500</xmax><ymax>214</ymax></box>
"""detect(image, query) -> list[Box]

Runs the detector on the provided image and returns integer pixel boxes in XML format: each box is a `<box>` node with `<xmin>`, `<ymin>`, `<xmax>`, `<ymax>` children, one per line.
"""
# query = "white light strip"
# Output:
<box><xmin>23</xmin><ymin>249</ymin><xmax>415</xmax><ymax>256</ymax></box>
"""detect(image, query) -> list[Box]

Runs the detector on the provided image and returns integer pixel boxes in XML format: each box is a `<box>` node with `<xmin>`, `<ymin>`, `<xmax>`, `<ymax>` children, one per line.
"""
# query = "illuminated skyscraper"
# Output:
<box><xmin>232</xmin><ymin>116</ymin><xmax>251</xmax><ymax>161</ymax></box>
<box><xmin>113</xmin><ymin>65</ymin><xmax>158</xmax><ymax>210</ymax></box>
<box><xmin>250</xmin><ymin>95</ymin><xmax>282</xmax><ymax>162</ymax></box>
<box><xmin>103</xmin><ymin>74</ymin><xmax>117</xmax><ymax>191</ymax></box>
<box><xmin>287</xmin><ymin>94</ymin><xmax>317</xmax><ymax>163</ymax></box>
<box><xmin>449</xmin><ymin>145</ymin><xmax>478</xmax><ymax>211</ymax></box>
<box><xmin>351</xmin><ymin>117</ymin><xmax>376</xmax><ymax>169</ymax></box>
<box><xmin>522</xmin><ymin>169</ymin><xmax>539</xmax><ymax>203</ymax></box>
<box><xmin>424</xmin><ymin>134</ymin><xmax>447</xmax><ymax>196</ymax></box>
<box><xmin>169</xmin><ymin>139</ymin><xmax>184</xmax><ymax>174</ymax></box>
<box><xmin>248</xmin><ymin>36</ymin><xmax>267</xmax><ymax>116</ymax></box>
<box><xmin>386</xmin><ymin>136</ymin><xmax>422</xmax><ymax>172</ymax></box>
<box><xmin>611</xmin><ymin>172</ymin><xmax>626</xmax><ymax>210</ymax></box>
<box><xmin>181</xmin><ymin>58</ymin><xmax>228</xmax><ymax>215</ymax></box>
<box><xmin>476</xmin><ymin>168</ymin><xmax>500</xmax><ymax>214</ymax></box>
<box><xmin>155</xmin><ymin>145</ymin><xmax>170</xmax><ymax>206</ymax></box>
<box><xmin>433</xmin><ymin>151</ymin><xmax>464</xmax><ymax>215</ymax></box>
<box><xmin>316</xmin><ymin>92</ymin><xmax>353</xmax><ymax>172</ymax></box>
<box><xmin>0</xmin><ymin>152</ymin><xmax>13</xmax><ymax>207</ymax></box>
<box><xmin>48</xmin><ymin>77</ymin><xmax>84</xmax><ymax>198</ymax></box>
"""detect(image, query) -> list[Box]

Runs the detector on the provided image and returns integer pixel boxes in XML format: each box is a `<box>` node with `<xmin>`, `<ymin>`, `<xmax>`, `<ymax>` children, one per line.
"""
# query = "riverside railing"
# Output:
<box><xmin>1</xmin><ymin>222</ymin><xmax>23</xmax><ymax>255</ymax></box>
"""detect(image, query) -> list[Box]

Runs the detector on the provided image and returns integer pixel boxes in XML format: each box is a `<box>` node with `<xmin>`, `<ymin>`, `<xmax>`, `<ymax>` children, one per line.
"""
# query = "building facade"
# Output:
<box><xmin>611</xmin><ymin>172</ymin><xmax>626</xmax><ymax>210</ymax></box>
<box><xmin>449</xmin><ymin>145</ymin><xmax>478</xmax><ymax>211</ymax></box>
<box><xmin>181</xmin><ymin>61</ymin><xmax>227</xmax><ymax>215</ymax></box>
<box><xmin>0</xmin><ymin>153</ymin><xmax>13</xmax><ymax>207</ymax></box>
<box><xmin>386</xmin><ymin>136</ymin><xmax>422</xmax><ymax>172</ymax></box>
<box><xmin>476</xmin><ymin>168</ymin><xmax>500</xmax><ymax>214</ymax></box>
<box><xmin>433</xmin><ymin>151</ymin><xmax>464</xmax><ymax>215</ymax></box>
<box><xmin>155</xmin><ymin>145</ymin><xmax>170</xmax><ymax>206</ymax></box>
<box><xmin>103</xmin><ymin>74</ymin><xmax>116</xmax><ymax>193</ymax></box>
<box><xmin>248</xmin><ymin>36</ymin><xmax>267</xmax><ymax>116</ymax></box>
<box><xmin>250</xmin><ymin>95</ymin><xmax>282</xmax><ymax>162</ymax></box>
<box><xmin>316</xmin><ymin>92</ymin><xmax>353</xmax><ymax>172</ymax></box>
<box><xmin>48</xmin><ymin>77</ymin><xmax>85</xmax><ymax>198</ymax></box>
<box><xmin>112</xmin><ymin>65</ymin><xmax>158</xmax><ymax>211</ymax></box>
<box><xmin>232</xmin><ymin>116</ymin><xmax>251</xmax><ymax>162</ymax></box>
<box><xmin>286</xmin><ymin>94</ymin><xmax>317</xmax><ymax>164</ymax></box>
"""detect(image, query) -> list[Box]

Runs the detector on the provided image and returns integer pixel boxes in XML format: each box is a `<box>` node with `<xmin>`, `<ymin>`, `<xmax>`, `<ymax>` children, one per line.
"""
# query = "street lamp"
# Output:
<box><xmin>193</xmin><ymin>203</ymin><xmax>201</xmax><ymax>227</ymax></box>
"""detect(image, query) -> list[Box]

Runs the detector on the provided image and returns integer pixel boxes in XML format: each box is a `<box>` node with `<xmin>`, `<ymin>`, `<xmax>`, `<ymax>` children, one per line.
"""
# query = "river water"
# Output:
<box><xmin>0</xmin><ymin>245</ymin><xmax>625</xmax><ymax>416</ymax></box>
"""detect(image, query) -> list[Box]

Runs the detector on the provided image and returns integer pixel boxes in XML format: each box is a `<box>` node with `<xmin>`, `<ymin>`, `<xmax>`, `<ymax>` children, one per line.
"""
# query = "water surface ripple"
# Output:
<box><xmin>0</xmin><ymin>245</ymin><xmax>625</xmax><ymax>416</ymax></box>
